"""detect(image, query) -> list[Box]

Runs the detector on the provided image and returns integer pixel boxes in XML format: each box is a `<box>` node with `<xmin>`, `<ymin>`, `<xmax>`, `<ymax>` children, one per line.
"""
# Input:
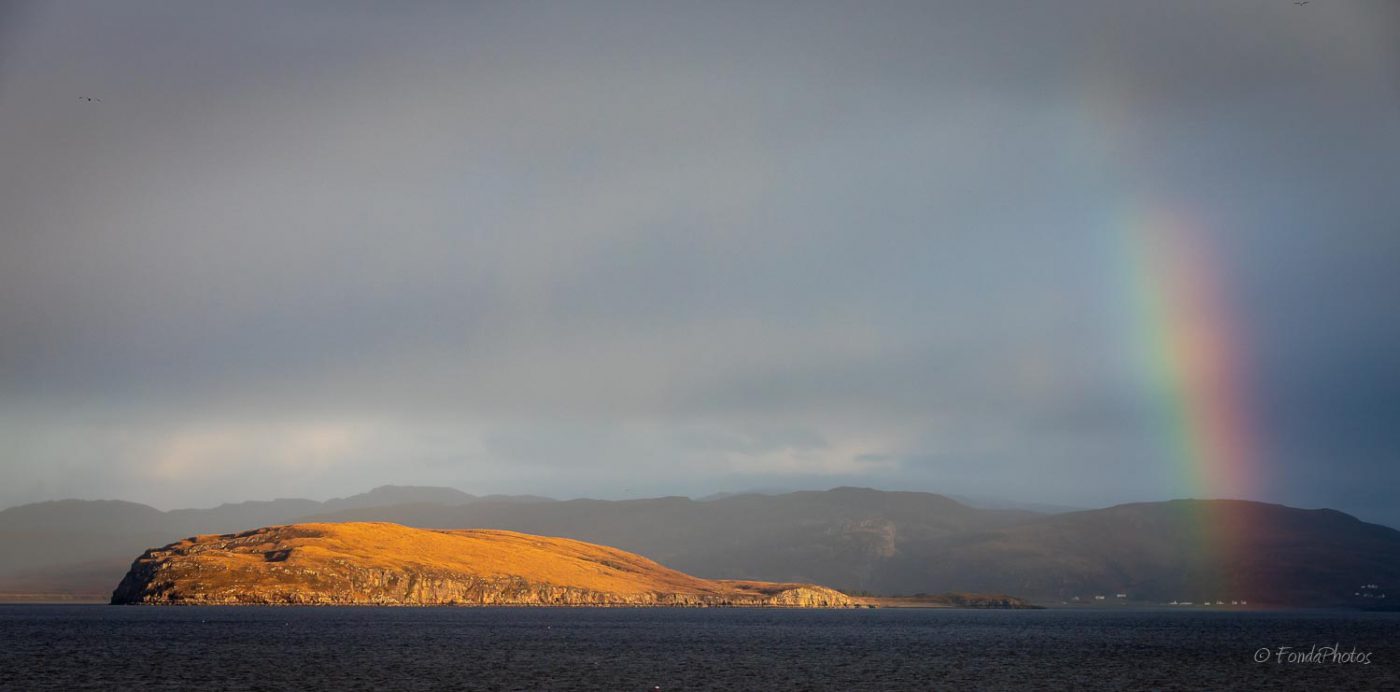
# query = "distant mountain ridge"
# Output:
<box><xmin>321</xmin><ymin>486</ymin><xmax>476</xmax><ymax>513</ymax></box>
<box><xmin>0</xmin><ymin>485</ymin><xmax>501</xmax><ymax>598</ymax></box>
<box><xmin>2</xmin><ymin>486</ymin><xmax>1396</xmax><ymax>607</ymax></box>
<box><xmin>0</xmin><ymin>485</ymin><xmax>529</xmax><ymax>536</ymax></box>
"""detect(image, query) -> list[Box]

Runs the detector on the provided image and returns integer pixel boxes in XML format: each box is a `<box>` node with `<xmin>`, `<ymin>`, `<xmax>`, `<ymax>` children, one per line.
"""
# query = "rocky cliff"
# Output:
<box><xmin>110</xmin><ymin>522</ymin><xmax>853</xmax><ymax>607</ymax></box>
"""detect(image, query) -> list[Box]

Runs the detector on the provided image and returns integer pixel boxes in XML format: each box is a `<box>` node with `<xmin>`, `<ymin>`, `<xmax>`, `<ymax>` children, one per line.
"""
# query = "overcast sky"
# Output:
<box><xmin>2</xmin><ymin>1</ymin><xmax>1397</xmax><ymax>525</ymax></box>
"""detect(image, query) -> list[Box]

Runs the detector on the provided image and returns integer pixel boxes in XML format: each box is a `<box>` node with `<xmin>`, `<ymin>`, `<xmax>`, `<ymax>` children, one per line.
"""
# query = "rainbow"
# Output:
<box><xmin>1079</xmin><ymin>72</ymin><xmax>1261</xmax><ymax>508</ymax></box>
<box><xmin>1126</xmin><ymin>207</ymin><xmax>1258</xmax><ymax>502</ymax></box>
<box><xmin>1121</xmin><ymin>204</ymin><xmax>1261</xmax><ymax>599</ymax></box>
<box><xmin>1078</xmin><ymin>64</ymin><xmax>1265</xmax><ymax>600</ymax></box>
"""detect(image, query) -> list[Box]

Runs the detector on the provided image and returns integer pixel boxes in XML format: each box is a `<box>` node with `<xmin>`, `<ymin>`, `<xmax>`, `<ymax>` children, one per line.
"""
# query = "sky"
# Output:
<box><xmin>1</xmin><ymin>1</ymin><xmax>1398</xmax><ymax>525</ymax></box>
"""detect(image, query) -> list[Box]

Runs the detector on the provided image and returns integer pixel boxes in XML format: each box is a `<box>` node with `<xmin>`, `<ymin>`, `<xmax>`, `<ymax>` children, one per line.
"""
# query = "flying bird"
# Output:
<box><xmin>79</xmin><ymin>96</ymin><xmax>100</xmax><ymax>102</ymax></box>
<box><xmin>1294</xmin><ymin>1</ymin><xmax>1308</xmax><ymax>5</ymax></box>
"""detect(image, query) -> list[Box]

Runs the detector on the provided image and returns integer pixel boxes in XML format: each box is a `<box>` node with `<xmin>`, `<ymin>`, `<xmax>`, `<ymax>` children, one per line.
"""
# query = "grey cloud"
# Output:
<box><xmin>1</xmin><ymin>1</ymin><xmax>1398</xmax><ymax>524</ymax></box>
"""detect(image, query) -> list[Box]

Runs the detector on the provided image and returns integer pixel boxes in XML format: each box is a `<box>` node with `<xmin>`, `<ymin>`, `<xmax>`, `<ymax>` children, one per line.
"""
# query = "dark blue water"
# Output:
<box><xmin>1</xmin><ymin>605</ymin><xmax>1395</xmax><ymax>690</ymax></box>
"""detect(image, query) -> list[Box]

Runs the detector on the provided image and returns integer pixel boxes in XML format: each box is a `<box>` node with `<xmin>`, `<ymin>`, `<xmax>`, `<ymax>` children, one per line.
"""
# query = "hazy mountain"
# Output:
<box><xmin>0</xmin><ymin>500</ymin><xmax>175</xmax><ymax>595</ymax></box>
<box><xmin>306</xmin><ymin>489</ymin><xmax>1400</xmax><ymax>606</ymax></box>
<box><xmin>947</xmin><ymin>494</ymin><xmax>1086</xmax><ymax>514</ymax></box>
<box><xmin>321</xmin><ymin>486</ymin><xmax>476</xmax><ymax>513</ymax></box>
<box><xmin>2</xmin><ymin>487</ymin><xmax>1395</xmax><ymax>606</ymax></box>
<box><xmin>0</xmin><ymin>485</ymin><xmax>489</xmax><ymax>597</ymax></box>
<box><xmin>0</xmin><ymin>500</ymin><xmax>169</xmax><ymax>533</ymax></box>
<box><xmin>472</xmin><ymin>494</ymin><xmax>557</xmax><ymax>504</ymax></box>
<box><xmin>875</xmin><ymin>499</ymin><xmax>1400</xmax><ymax>605</ymax></box>
<box><xmin>302</xmin><ymin>488</ymin><xmax>1034</xmax><ymax>590</ymax></box>
<box><xmin>696</xmin><ymin>488</ymin><xmax>793</xmax><ymax>501</ymax></box>
<box><xmin>164</xmin><ymin>499</ymin><xmax>325</xmax><ymax>535</ymax></box>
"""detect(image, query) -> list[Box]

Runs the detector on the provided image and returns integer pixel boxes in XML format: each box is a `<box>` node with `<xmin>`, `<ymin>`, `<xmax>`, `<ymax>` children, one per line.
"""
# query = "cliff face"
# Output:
<box><xmin>110</xmin><ymin>522</ymin><xmax>853</xmax><ymax>607</ymax></box>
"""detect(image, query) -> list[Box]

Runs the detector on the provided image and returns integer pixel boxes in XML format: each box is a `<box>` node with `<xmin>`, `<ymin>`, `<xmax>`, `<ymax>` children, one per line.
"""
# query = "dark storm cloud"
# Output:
<box><xmin>1</xmin><ymin>1</ymin><xmax>1397</xmax><ymax>524</ymax></box>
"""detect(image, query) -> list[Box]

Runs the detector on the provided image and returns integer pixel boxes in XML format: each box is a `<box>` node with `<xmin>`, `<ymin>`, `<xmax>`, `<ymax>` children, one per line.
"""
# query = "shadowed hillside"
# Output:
<box><xmin>877</xmin><ymin>500</ymin><xmax>1400</xmax><ymax>605</ymax></box>
<box><xmin>5</xmin><ymin>487</ymin><xmax>1397</xmax><ymax>606</ymax></box>
<box><xmin>304</xmin><ymin>488</ymin><xmax>1035</xmax><ymax>590</ymax></box>
<box><xmin>0</xmin><ymin>486</ymin><xmax>477</xmax><ymax>599</ymax></box>
<box><xmin>310</xmin><ymin>492</ymin><xmax>1400</xmax><ymax>606</ymax></box>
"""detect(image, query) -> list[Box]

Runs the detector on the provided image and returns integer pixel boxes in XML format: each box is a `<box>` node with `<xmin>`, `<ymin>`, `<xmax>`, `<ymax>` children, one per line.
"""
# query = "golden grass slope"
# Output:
<box><xmin>111</xmin><ymin>522</ymin><xmax>853</xmax><ymax>607</ymax></box>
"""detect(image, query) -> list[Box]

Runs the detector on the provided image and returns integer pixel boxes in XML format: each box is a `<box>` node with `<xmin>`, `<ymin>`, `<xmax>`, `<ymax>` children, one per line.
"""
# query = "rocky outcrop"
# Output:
<box><xmin>110</xmin><ymin>522</ymin><xmax>853</xmax><ymax>607</ymax></box>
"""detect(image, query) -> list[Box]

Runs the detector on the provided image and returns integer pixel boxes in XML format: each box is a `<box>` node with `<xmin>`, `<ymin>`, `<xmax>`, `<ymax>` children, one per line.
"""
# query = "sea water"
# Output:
<box><xmin>1</xmin><ymin>605</ymin><xmax>1395</xmax><ymax>690</ymax></box>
